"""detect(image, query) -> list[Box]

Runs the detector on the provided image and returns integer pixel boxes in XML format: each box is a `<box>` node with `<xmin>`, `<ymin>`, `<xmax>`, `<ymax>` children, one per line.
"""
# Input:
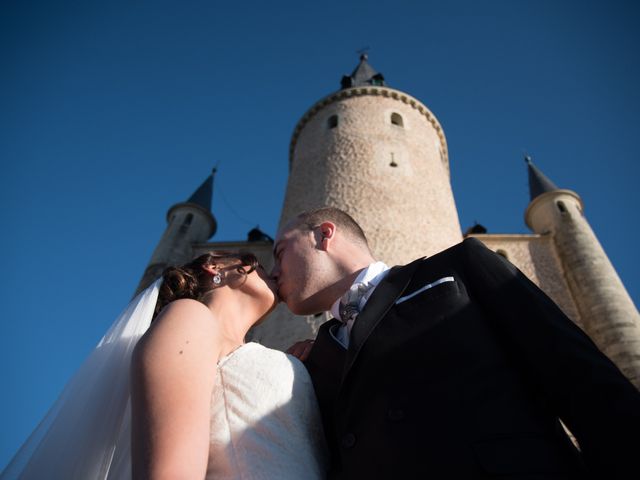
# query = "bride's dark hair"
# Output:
<box><xmin>154</xmin><ymin>251</ymin><xmax>259</xmax><ymax>319</ymax></box>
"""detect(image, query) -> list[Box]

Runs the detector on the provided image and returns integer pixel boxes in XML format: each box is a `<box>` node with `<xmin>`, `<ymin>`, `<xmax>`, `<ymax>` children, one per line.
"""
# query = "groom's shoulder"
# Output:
<box><xmin>400</xmin><ymin>237</ymin><xmax>486</xmax><ymax>269</ymax></box>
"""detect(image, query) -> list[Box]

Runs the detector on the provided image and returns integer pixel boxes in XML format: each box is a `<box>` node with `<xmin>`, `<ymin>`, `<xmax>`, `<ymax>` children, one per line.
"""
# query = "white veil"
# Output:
<box><xmin>1</xmin><ymin>279</ymin><xmax>162</xmax><ymax>480</ymax></box>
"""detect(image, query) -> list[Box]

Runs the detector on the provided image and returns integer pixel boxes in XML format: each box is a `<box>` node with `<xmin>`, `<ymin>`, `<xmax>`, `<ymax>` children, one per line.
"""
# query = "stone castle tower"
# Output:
<box><xmin>280</xmin><ymin>54</ymin><xmax>461</xmax><ymax>265</ymax></box>
<box><xmin>135</xmin><ymin>170</ymin><xmax>217</xmax><ymax>295</ymax></box>
<box><xmin>136</xmin><ymin>56</ymin><xmax>640</xmax><ymax>387</ymax></box>
<box><xmin>524</xmin><ymin>158</ymin><xmax>640</xmax><ymax>384</ymax></box>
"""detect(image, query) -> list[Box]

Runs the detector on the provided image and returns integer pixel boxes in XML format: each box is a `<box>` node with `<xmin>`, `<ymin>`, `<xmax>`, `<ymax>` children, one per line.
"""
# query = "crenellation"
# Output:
<box><xmin>288</xmin><ymin>87</ymin><xmax>449</xmax><ymax>169</ymax></box>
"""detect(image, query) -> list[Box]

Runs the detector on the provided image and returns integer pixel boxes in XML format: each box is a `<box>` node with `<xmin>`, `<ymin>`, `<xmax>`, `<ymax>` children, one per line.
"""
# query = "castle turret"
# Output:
<box><xmin>135</xmin><ymin>169</ymin><xmax>218</xmax><ymax>295</ymax></box>
<box><xmin>524</xmin><ymin>156</ymin><xmax>640</xmax><ymax>386</ymax></box>
<box><xmin>279</xmin><ymin>55</ymin><xmax>462</xmax><ymax>265</ymax></box>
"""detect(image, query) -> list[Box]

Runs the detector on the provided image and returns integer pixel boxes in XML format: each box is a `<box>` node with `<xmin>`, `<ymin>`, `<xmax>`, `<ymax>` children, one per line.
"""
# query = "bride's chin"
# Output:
<box><xmin>265</xmin><ymin>296</ymin><xmax>278</xmax><ymax>316</ymax></box>
<box><xmin>252</xmin><ymin>297</ymin><xmax>278</xmax><ymax>328</ymax></box>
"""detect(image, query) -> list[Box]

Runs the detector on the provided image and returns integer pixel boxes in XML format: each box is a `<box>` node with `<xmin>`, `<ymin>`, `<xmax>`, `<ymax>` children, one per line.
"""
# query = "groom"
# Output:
<box><xmin>272</xmin><ymin>206</ymin><xmax>640</xmax><ymax>479</ymax></box>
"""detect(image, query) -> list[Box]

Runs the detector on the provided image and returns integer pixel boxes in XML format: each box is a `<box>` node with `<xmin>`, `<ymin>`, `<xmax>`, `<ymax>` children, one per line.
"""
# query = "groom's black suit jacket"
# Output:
<box><xmin>305</xmin><ymin>238</ymin><xmax>640</xmax><ymax>479</ymax></box>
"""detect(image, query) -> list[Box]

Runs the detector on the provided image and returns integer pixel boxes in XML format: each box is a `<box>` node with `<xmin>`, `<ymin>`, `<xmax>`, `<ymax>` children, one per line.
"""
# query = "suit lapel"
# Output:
<box><xmin>341</xmin><ymin>258</ymin><xmax>423</xmax><ymax>386</ymax></box>
<box><xmin>305</xmin><ymin>318</ymin><xmax>347</xmax><ymax>408</ymax></box>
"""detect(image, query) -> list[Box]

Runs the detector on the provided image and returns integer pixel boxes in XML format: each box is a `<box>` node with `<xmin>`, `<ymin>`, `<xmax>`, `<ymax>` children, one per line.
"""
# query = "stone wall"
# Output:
<box><xmin>280</xmin><ymin>87</ymin><xmax>462</xmax><ymax>267</ymax></box>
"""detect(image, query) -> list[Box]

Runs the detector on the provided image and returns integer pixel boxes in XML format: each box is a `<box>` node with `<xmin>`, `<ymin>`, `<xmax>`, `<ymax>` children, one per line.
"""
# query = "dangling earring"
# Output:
<box><xmin>212</xmin><ymin>274</ymin><xmax>222</xmax><ymax>285</ymax></box>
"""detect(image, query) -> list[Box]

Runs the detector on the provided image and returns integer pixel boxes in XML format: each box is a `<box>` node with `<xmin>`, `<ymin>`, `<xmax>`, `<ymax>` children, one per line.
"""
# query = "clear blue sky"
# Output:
<box><xmin>1</xmin><ymin>0</ymin><xmax>638</xmax><ymax>469</ymax></box>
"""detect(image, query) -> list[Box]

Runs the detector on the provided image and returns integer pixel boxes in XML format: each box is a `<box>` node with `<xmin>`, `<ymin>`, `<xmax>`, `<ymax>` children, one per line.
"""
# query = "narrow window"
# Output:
<box><xmin>556</xmin><ymin>201</ymin><xmax>567</xmax><ymax>214</ymax></box>
<box><xmin>391</xmin><ymin>112</ymin><xmax>404</xmax><ymax>127</ymax></box>
<box><xmin>179</xmin><ymin>213</ymin><xmax>193</xmax><ymax>233</ymax></box>
<box><xmin>328</xmin><ymin>115</ymin><xmax>338</xmax><ymax>129</ymax></box>
<box><xmin>389</xmin><ymin>152</ymin><xmax>398</xmax><ymax>167</ymax></box>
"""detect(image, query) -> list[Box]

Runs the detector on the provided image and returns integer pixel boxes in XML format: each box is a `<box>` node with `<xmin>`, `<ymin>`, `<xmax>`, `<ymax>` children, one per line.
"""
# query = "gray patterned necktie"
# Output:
<box><xmin>338</xmin><ymin>282</ymin><xmax>373</xmax><ymax>324</ymax></box>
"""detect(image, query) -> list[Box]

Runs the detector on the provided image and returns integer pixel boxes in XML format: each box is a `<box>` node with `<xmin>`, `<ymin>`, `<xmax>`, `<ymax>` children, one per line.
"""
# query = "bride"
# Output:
<box><xmin>2</xmin><ymin>251</ymin><xmax>327</xmax><ymax>479</ymax></box>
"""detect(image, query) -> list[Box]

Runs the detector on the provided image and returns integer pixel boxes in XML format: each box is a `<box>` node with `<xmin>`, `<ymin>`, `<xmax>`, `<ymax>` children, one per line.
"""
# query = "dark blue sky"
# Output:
<box><xmin>1</xmin><ymin>0</ymin><xmax>638</xmax><ymax>469</ymax></box>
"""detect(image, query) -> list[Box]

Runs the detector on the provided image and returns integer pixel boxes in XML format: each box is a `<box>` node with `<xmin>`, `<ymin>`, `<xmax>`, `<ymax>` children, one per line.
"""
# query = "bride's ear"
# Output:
<box><xmin>201</xmin><ymin>264</ymin><xmax>219</xmax><ymax>276</ymax></box>
<box><xmin>202</xmin><ymin>264</ymin><xmax>225</xmax><ymax>287</ymax></box>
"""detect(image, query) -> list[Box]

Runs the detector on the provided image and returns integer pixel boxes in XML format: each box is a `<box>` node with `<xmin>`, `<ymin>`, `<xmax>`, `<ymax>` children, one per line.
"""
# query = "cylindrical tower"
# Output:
<box><xmin>525</xmin><ymin>158</ymin><xmax>640</xmax><ymax>387</ymax></box>
<box><xmin>135</xmin><ymin>170</ymin><xmax>217</xmax><ymax>295</ymax></box>
<box><xmin>279</xmin><ymin>55</ymin><xmax>462</xmax><ymax>265</ymax></box>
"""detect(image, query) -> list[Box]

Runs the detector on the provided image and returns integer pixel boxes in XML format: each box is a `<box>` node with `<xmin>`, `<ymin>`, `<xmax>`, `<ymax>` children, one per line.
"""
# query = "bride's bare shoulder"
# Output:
<box><xmin>136</xmin><ymin>299</ymin><xmax>220</xmax><ymax>353</ymax></box>
<box><xmin>158</xmin><ymin>298</ymin><xmax>214</xmax><ymax>318</ymax></box>
<box><xmin>154</xmin><ymin>299</ymin><xmax>216</xmax><ymax>325</ymax></box>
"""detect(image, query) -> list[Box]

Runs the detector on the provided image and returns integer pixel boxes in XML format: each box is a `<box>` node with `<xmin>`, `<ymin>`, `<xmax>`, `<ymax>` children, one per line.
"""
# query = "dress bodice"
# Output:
<box><xmin>206</xmin><ymin>342</ymin><xmax>327</xmax><ymax>479</ymax></box>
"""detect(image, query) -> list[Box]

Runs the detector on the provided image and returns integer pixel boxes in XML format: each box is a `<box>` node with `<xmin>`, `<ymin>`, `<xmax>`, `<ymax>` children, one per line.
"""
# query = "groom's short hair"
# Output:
<box><xmin>293</xmin><ymin>207</ymin><xmax>370</xmax><ymax>250</ymax></box>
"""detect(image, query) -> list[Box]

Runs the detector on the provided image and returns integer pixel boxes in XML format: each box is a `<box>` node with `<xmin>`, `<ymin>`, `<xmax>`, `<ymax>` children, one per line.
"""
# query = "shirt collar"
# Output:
<box><xmin>330</xmin><ymin>261</ymin><xmax>390</xmax><ymax>320</ymax></box>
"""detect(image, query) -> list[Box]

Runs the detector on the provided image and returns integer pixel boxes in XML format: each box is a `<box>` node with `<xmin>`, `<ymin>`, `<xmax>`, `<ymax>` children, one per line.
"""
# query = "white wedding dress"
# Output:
<box><xmin>1</xmin><ymin>281</ymin><xmax>328</xmax><ymax>479</ymax></box>
<box><xmin>206</xmin><ymin>342</ymin><xmax>328</xmax><ymax>479</ymax></box>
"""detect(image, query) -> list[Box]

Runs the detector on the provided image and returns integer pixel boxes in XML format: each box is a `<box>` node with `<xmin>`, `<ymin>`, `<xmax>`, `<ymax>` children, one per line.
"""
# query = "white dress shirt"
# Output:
<box><xmin>330</xmin><ymin>261</ymin><xmax>390</xmax><ymax>348</ymax></box>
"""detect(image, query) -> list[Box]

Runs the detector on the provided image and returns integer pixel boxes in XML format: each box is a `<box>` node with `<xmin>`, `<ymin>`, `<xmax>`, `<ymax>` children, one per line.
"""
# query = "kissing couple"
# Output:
<box><xmin>3</xmin><ymin>207</ymin><xmax>640</xmax><ymax>479</ymax></box>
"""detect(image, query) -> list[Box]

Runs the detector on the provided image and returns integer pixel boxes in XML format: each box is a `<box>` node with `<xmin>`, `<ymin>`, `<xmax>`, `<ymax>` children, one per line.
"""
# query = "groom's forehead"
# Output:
<box><xmin>273</xmin><ymin>223</ymin><xmax>305</xmax><ymax>255</ymax></box>
<box><xmin>273</xmin><ymin>226</ymin><xmax>293</xmax><ymax>256</ymax></box>
<box><xmin>275</xmin><ymin>219</ymin><xmax>302</xmax><ymax>242</ymax></box>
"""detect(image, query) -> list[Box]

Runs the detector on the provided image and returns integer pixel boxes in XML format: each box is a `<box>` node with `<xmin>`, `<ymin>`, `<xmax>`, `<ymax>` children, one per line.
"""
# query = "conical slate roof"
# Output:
<box><xmin>526</xmin><ymin>155</ymin><xmax>559</xmax><ymax>201</ymax></box>
<box><xmin>341</xmin><ymin>54</ymin><xmax>386</xmax><ymax>89</ymax></box>
<box><xmin>187</xmin><ymin>167</ymin><xmax>216</xmax><ymax>212</ymax></box>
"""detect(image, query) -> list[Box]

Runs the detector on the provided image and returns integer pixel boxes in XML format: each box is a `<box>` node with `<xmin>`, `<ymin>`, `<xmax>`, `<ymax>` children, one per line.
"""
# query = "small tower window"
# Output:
<box><xmin>328</xmin><ymin>115</ymin><xmax>338</xmax><ymax>129</ymax></box>
<box><xmin>556</xmin><ymin>201</ymin><xmax>567</xmax><ymax>214</ymax></box>
<box><xmin>179</xmin><ymin>213</ymin><xmax>194</xmax><ymax>233</ymax></box>
<box><xmin>391</xmin><ymin>112</ymin><xmax>404</xmax><ymax>127</ymax></box>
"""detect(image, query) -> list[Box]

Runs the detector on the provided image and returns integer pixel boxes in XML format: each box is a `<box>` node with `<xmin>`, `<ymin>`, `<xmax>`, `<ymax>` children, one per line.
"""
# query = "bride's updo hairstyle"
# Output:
<box><xmin>153</xmin><ymin>251</ymin><xmax>259</xmax><ymax>319</ymax></box>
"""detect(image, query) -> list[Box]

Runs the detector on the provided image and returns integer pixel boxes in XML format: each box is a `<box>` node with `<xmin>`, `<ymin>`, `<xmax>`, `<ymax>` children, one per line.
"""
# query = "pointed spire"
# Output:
<box><xmin>340</xmin><ymin>53</ymin><xmax>386</xmax><ymax>89</ymax></box>
<box><xmin>525</xmin><ymin>155</ymin><xmax>558</xmax><ymax>201</ymax></box>
<box><xmin>187</xmin><ymin>167</ymin><xmax>216</xmax><ymax>212</ymax></box>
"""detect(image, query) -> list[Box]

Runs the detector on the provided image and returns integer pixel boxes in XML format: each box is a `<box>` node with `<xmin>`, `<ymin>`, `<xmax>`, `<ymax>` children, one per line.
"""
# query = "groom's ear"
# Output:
<box><xmin>318</xmin><ymin>221</ymin><xmax>336</xmax><ymax>251</ymax></box>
